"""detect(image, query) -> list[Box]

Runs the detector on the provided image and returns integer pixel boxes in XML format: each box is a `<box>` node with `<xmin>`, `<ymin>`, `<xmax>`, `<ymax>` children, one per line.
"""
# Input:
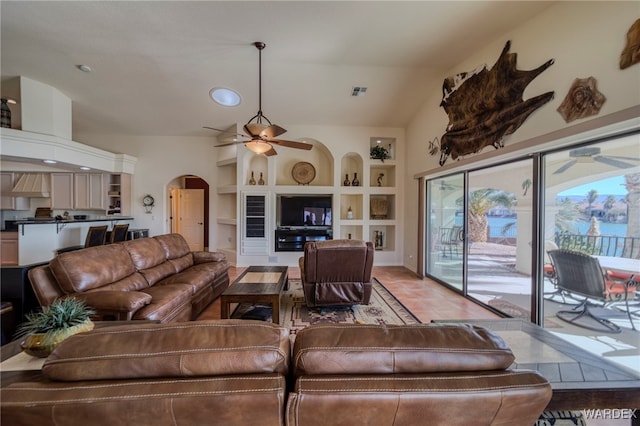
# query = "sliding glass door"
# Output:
<box><xmin>466</xmin><ymin>160</ymin><xmax>534</xmax><ymax>319</ymax></box>
<box><xmin>426</xmin><ymin>174</ymin><xmax>465</xmax><ymax>291</ymax></box>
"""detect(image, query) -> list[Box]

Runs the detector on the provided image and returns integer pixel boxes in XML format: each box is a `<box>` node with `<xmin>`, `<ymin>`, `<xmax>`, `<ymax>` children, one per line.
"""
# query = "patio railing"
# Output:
<box><xmin>554</xmin><ymin>232</ymin><xmax>640</xmax><ymax>259</ymax></box>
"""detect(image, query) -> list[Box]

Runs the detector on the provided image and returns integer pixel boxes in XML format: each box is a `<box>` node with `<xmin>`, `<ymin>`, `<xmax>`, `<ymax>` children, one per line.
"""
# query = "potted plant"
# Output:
<box><xmin>17</xmin><ymin>297</ymin><xmax>95</xmax><ymax>358</ymax></box>
<box><xmin>370</xmin><ymin>145</ymin><xmax>389</xmax><ymax>162</ymax></box>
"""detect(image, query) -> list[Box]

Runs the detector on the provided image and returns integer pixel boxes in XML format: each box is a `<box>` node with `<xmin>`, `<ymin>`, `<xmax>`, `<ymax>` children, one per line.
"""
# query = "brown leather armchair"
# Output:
<box><xmin>299</xmin><ymin>239</ymin><xmax>374</xmax><ymax>307</ymax></box>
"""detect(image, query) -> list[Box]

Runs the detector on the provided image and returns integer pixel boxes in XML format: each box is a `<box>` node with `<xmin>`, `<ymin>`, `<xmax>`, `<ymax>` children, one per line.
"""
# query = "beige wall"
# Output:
<box><xmin>403</xmin><ymin>1</ymin><xmax>640</xmax><ymax>271</ymax></box>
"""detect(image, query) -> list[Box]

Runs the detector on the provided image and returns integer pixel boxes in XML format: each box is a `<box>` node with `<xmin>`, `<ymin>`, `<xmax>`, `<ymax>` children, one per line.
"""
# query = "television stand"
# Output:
<box><xmin>275</xmin><ymin>227</ymin><xmax>333</xmax><ymax>252</ymax></box>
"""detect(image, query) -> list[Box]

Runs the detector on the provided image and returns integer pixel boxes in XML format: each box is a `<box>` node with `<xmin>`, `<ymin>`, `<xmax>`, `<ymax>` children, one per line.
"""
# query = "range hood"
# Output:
<box><xmin>12</xmin><ymin>173</ymin><xmax>51</xmax><ymax>197</ymax></box>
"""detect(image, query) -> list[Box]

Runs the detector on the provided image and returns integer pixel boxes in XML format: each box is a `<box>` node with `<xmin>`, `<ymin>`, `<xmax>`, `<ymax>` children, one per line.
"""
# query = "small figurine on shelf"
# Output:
<box><xmin>377</xmin><ymin>173</ymin><xmax>384</xmax><ymax>187</ymax></box>
<box><xmin>351</xmin><ymin>172</ymin><xmax>360</xmax><ymax>186</ymax></box>
<box><xmin>249</xmin><ymin>171</ymin><xmax>256</xmax><ymax>185</ymax></box>
<box><xmin>374</xmin><ymin>230</ymin><xmax>384</xmax><ymax>250</ymax></box>
<box><xmin>347</xmin><ymin>206</ymin><xmax>354</xmax><ymax>219</ymax></box>
<box><xmin>343</xmin><ymin>174</ymin><xmax>350</xmax><ymax>186</ymax></box>
<box><xmin>258</xmin><ymin>172</ymin><xmax>265</xmax><ymax>185</ymax></box>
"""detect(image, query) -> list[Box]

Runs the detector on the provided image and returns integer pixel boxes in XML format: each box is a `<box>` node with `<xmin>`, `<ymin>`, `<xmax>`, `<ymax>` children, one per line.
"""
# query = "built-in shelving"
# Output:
<box><xmin>215</xmin><ymin>132</ymin><xmax>402</xmax><ymax>266</ymax></box>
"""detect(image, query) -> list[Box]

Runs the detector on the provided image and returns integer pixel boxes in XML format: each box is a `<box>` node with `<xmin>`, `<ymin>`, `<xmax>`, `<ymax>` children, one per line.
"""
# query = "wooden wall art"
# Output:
<box><xmin>620</xmin><ymin>18</ymin><xmax>640</xmax><ymax>69</ymax></box>
<box><xmin>557</xmin><ymin>77</ymin><xmax>606</xmax><ymax>123</ymax></box>
<box><xmin>434</xmin><ymin>41</ymin><xmax>554</xmax><ymax>166</ymax></box>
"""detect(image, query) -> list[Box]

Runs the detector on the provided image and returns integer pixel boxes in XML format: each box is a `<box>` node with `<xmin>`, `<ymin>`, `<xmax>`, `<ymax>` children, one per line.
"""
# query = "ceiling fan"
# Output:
<box><xmin>553</xmin><ymin>147</ymin><xmax>640</xmax><ymax>174</ymax></box>
<box><xmin>204</xmin><ymin>42</ymin><xmax>312</xmax><ymax>156</ymax></box>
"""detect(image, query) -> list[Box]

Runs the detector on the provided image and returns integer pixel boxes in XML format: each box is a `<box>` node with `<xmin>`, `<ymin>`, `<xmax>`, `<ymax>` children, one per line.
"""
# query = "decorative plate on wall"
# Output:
<box><xmin>292</xmin><ymin>161</ymin><xmax>316</xmax><ymax>185</ymax></box>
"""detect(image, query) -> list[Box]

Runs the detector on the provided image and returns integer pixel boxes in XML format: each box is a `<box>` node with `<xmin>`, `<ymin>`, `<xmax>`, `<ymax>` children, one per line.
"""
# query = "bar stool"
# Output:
<box><xmin>84</xmin><ymin>225</ymin><xmax>108</xmax><ymax>247</ymax></box>
<box><xmin>109</xmin><ymin>224</ymin><xmax>130</xmax><ymax>243</ymax></box>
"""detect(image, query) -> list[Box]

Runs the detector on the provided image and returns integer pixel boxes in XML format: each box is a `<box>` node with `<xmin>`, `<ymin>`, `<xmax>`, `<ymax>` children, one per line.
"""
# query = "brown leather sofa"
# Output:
<box><xmin>27</xmin><ymin>233</ymin><xmax>230</xmax><ymax>322</ymax></box>
<box><xmin>1</xmin><ymin>320</ymin><xmax>290</xmax><ymax>426</ymax></box>
<box><xmin>286</xmin><ymin>323</ymin><xmax>552</xmax><ymax>426</ymax></box>
<box><xmin>299</xmin><ymin>239</ymin><xmax>374</xmax><ymax>307</ymax></box>
<box><xmin>1</xmin><ymin>322</ymin><xmax>551</xmax><ymax>426</ymax></box>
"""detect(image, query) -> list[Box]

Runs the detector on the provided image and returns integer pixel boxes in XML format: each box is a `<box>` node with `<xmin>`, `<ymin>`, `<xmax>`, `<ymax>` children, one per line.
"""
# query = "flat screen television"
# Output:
<box><xmin>278</xmin><ymin>194</ymin><xmax>332</xmax><ymax>227</ymax></box>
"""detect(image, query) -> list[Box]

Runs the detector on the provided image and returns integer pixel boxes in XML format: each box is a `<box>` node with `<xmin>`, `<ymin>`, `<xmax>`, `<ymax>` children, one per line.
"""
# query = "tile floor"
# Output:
<box><xmin>196</xmin><ymin>265</ymin><xmax>500</xmax><ymax>323</ymax></box>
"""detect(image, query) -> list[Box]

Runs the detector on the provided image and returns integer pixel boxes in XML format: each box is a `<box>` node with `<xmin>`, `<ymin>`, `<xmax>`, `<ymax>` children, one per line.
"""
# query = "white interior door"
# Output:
<box><xmin>175</xmin><ymin>188</ymin><xmax>204</xmax><ymax>251</ymax></box>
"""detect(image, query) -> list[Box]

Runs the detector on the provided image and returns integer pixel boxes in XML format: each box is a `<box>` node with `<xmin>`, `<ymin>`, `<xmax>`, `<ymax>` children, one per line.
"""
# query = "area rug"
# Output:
<box><xmin>232</xmin><ymin>278</ymin><xmax>421</xmax><ymax>335</ymax></box>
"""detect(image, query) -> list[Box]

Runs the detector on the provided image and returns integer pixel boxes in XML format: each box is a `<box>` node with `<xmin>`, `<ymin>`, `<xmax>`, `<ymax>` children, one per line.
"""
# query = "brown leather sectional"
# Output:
<box><xmin>1</xmin><ymin>322</ymin><xmax>552</xmax><ymax>426</ymax></box>
<box><xmin>27</xmin><ymin>233</ymin><xmax>231</xmax><ymax>322</ymax></box>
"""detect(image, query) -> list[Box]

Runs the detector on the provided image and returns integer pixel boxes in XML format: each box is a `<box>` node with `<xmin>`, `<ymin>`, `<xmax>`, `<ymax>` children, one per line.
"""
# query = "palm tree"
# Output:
<box><xmin>603</xmin><ymin>194</ymin><xmax>616</xmax><ymax>222</ymax></box>
<box><xmin>585</xmin><ymin>189</ymin><xmax>599</xmax><ymax>219</ymax></box>
<box><xmin>466</xmin><ymin>188</ymin><xmax>515</xmax><ymax>242</ymax></box>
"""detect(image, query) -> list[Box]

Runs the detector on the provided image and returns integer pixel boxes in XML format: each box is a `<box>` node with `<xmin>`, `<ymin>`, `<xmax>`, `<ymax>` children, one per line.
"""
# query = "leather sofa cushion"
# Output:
<box><xmin>304</xmin><ymin>240</ymin><xmax>370</xmax><ymax>283</ymax></box>
<box><xmin>287</xmin><ymin>371</ymin><xmax>551</xmax><ymax>426</ymax></box>
<box><xmin>43</xmin><ymin>320</ymin><xmax>290</xmax><ymax>381</ymax></box>
<box><xmin>122</xmin><ymin>238</ymin><xmax>167</xmax><ymax>271</ymax></box>
<box><xmin>133</xmin><ymin>284</ymin><xmax>193</xmax><ymax>322</ymax></box>
<box><xmin>50</xmin><ymin>244</ymin><xmax>137</xmax><ymax>293</ymax></box>
<box><xmin>138</xmin><ymin>261</ymin><xmax>177</xmax><ymax>286</ymax></box>
<box><xmin>2</xmin><ymin>374</ymin><xmax>286</xmax><ymax>426</ymax></box>
<box><xmin>169</xmin><ymin>254</ymin><xmax>194</xmax><ymax>273</ymax></box>
<box><xmin>155</xmin><ymin>233</ymin><xmax>191</xmax><ymax>259</ymax></box>
<box><xmin>157</xmin><ymin>266</ymin><xmax>219</xmax><ymax>294</ymax></box>
<box><xmin>293</xmin><ymin>324</ymin><xmax>514</xmax><ymax>376</ymax></box>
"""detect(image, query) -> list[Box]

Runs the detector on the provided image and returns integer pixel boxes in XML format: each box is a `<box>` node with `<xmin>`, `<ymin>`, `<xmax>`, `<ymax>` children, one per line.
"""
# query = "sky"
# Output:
<box><xmin>558</xmin><ymin>176</ymin><xmax>627</xmax><ymax>196</ymax></box>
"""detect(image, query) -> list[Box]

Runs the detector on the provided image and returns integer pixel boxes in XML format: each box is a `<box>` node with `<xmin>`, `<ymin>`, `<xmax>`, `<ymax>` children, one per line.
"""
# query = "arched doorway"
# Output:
<box><xmin>168</xmin><ymin>175</ymin><xmax>210</xmax><ymax>250</ymax></box>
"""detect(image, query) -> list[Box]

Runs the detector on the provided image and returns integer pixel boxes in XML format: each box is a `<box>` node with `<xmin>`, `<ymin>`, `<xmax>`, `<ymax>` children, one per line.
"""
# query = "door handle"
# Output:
<box><xmin>197</xmin><ymin>222</ymin><xmax>203</xmax><ymax>225</ymax></box>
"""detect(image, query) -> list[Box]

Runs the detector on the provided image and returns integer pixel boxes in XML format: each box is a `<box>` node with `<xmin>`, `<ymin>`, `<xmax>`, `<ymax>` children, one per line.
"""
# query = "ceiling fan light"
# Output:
<box><xmin>209</xmin><ymin>87</ymin><xmax>241</xmax><ymax>107</ymax></box>
<box><xmin>245</xmin><ymin>140</ymin><xmax>272</xmax><ymax>154</ymax></box>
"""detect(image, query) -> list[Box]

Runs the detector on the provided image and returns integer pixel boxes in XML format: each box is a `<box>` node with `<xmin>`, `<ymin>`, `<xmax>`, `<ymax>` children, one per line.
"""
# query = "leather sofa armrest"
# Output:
<box><xmin>63</xmin><ymin>291</ymin><xmax>152</xmax><ymax>316</ymax></box>
<box><xmin>193</xmin><ymin>251</ymin><xmax>226</xmax><ymax>263</ymax></box>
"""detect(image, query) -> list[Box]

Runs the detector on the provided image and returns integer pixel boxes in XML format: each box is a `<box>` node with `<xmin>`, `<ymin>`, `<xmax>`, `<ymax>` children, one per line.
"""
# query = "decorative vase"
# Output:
<box><xmin>249</xmin><ymin>171</ymin><xmax>256</xmax><ymax>185</ymax></box>
<box><xmin>0</xmin><ymin>98</ymin><xmax>11</xmax><ymax>129</ymax></box>
<box><xmin>351</xmin><ymin>172</ymin><xmax>360</xmax><ymax>186</ymax></box>
<box><xmin>347</xmin><ymin>206</ymin><xmax>354</xmax><ymax>219</ymax></box>
<box><xmin>21</xmin><ymin>319</ymin><xmax>95</xmax><ymax>358</ymax></box>
<box><xmin>258</xmin><ymin>172</ymin><xmax>265</xmax><ymax>185</ymax></box>
<box><xmin>343</xmin><ymin>174</ymin><xmax>350</xmax><ymax>186</ymax></box>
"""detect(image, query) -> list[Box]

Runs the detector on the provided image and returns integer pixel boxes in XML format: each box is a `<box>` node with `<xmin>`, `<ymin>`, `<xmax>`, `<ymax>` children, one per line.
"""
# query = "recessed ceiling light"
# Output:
<box><xmin>43</xmin><ymin>160</ymin><xmax>57</xmax><ymax>164</ymax></box>
<box><xmin>209</xmin><ymin>87</ymin><xmax>241</xmax><ymax>107</ymax></box>
<box><xmin>80</xmin><ymin>166</ymin><xmax>91</xmax><ymax>170</ymax></box>
<box><xmin>77</xmin><ymin>64</ymin><xmax>93</xmax><ymax>73</ymax></box>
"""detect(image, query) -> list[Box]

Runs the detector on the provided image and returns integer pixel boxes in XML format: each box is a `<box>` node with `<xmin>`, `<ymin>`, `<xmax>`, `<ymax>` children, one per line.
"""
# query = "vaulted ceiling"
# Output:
<box><xmin>1</xmin><ymin>1</ymin><xmax>555</xmax><ymax>138</ymax></box>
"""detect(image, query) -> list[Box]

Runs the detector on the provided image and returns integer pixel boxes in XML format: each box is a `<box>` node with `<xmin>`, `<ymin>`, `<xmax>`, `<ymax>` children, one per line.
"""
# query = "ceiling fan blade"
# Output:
<box><xmin>594</xmin><ymin>156</ymin><xmax>636</xmax><ymax>169</ymax></box>
<box><xmin>270</xmin><ymin>139</ymin><xmax>313</xmax><ymax>150</ymax></box>
<box><xmin>213</xmin><ymin>141</ymin><xmax>244</xmax><ymax>148</ymax></box>
<box><xmin>260</xmin><ymin>124</ymin><xmax>287</xmax><ymax>139</ymax></box>
<box><xmin>203</xmin><ymin>126</ymin><xmax>245</xmax><ymax>137</ymax></box>
<box><xmin>244</xmin><ymin>123</ymin><xmax>269</xmax><ymax>137</ymax></box>
<box><xmin>264</xmin><ymin>147</ymin><xmax>278</xmax><ymax>156</ymax></box>
<box><xmin>603</xmin><ymin>155</ymin><xmax>640</xmax><ymax>162</ymax></box>
<box><xmin>553</xmin><ymin>160</ymin><xmax>577</xmax><ymax>174</ymax></box>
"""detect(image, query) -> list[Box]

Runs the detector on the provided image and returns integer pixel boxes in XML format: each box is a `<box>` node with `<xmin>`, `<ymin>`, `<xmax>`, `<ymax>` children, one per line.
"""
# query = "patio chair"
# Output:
<box><xmin>548</xmin><ymin>249</ymin><xmax>637</xmax><ymax>333</ymax></box>
<box><xmin>438</xmin><ymin>226</ymin><xmax>463</xmax><ymax>258</ymax></box>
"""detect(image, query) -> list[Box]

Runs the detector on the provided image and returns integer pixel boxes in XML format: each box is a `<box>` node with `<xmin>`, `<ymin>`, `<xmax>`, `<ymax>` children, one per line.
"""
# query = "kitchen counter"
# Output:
<box><xmin>13</xmin><ymin>216</ymin><xmax>133</xmax><ymax>226</ymax></box>
<box><xmin>10</xmin><ymin>218</ymin><xmax>134</xmax><ymax>265</ymax></box>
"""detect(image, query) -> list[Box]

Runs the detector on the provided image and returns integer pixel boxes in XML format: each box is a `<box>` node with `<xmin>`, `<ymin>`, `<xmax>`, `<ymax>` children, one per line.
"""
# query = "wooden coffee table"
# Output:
<box><xmin>220</xmin><ymin>266</ymin><xmax>288</xmax><ymax>324</ymax></box>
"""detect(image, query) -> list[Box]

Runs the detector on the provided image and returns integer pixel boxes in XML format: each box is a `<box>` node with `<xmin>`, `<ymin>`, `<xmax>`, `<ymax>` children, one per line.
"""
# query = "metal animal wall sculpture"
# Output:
<box><xmin>620</xmin><ymin>18</ymin><xmax>640</xmax><ymax>69</ymax></box>
<box><xmin>436</xmin><ymin>41</ymin><xmax>554</xmax><ymax>166</ymax></box>
<box><xmin>557</xmin><ymin>77</ymin><xmax>606</xmax><ymax>123</ymax></box>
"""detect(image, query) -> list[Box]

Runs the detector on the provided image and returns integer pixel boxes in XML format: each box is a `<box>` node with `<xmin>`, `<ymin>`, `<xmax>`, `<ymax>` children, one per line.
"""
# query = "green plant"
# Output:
<box><xmin>16</xmin><ymin>298</ymin><xmax>95</xmax><ymax>341</ymax></box>
<box><xmin>370</xmin><ymin>145</ymin><xmax>389</xmax><ymax>162</ymax></box>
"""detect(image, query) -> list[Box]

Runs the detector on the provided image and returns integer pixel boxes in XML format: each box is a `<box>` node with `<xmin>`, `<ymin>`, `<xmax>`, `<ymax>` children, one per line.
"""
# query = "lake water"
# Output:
<box><xmin>456</xmin><ymin>216</ymin><xmax>629</xmax><ymax>238</ymax></box>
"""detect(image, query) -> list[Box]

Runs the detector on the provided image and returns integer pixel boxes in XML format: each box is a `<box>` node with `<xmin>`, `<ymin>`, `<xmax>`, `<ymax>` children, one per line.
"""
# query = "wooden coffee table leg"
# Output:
<box><xmin>220</xmin><ymin>297</ymin><xmax>230</xmax><ymax>319</ymax></box>
<box><xmin>271</xmin><ymin>295</ymin><xmax>280</xmax><ymax>324</ymax></box>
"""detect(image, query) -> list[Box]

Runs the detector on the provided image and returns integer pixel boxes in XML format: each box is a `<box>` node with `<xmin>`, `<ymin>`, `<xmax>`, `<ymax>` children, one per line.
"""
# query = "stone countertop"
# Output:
<box><xmin>14</xmin><ymin>217</ymin><xmax>134</xmax><ymax>225</ymax></box>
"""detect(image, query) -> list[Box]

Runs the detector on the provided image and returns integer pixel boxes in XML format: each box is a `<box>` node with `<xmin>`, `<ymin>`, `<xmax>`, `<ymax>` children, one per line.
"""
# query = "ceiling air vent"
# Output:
<box><xmin>351</xmin><ymin>86</ymin><xmax>368</xmax><ymax>97</ymax></box>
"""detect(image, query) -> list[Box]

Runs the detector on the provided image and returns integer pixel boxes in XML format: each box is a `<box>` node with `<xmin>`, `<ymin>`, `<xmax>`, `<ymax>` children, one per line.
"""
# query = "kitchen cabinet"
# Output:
<box><xmin>0</xmin><ymin>172</ymin><xmax>29</xmax><ymax>210</ymax></box>
<box><xmin>0</xmin><ymin>232</ymin><xmax>19</xmax><ymax>265</ymax></box>
<box><xmin>50</xmin><ymin>172</ymin><xmax>74</xmax><ymax>210</ymax></box>
<box><xmin>74</xmin><ymin>173</ymin><xmax>105</xmax><ymax>210</ymax></box>
<box><xmin>106</xmin><ymin>173</ymin><xmax>131</xmax><ymax>216</ymax></box>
